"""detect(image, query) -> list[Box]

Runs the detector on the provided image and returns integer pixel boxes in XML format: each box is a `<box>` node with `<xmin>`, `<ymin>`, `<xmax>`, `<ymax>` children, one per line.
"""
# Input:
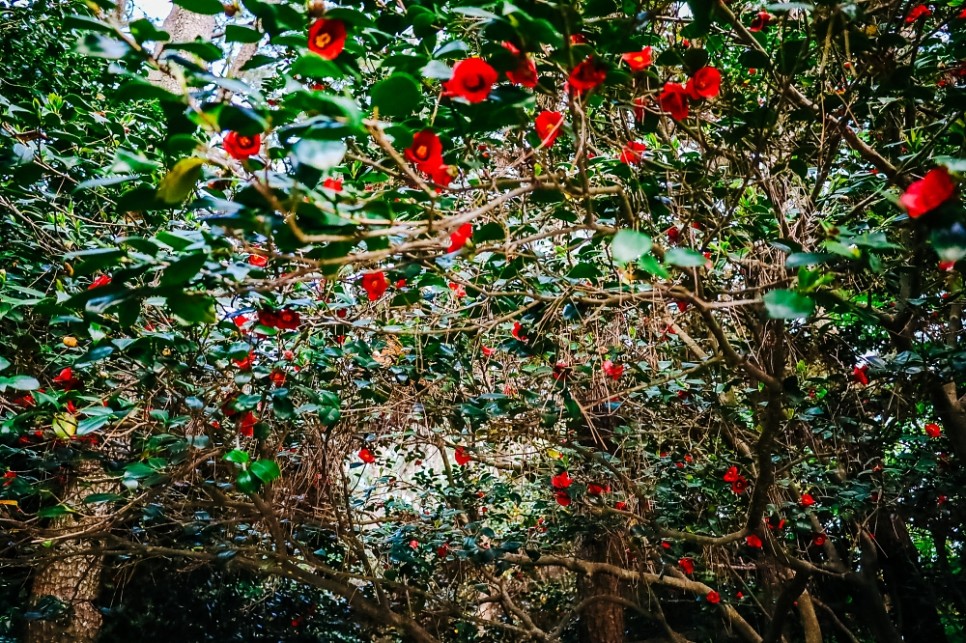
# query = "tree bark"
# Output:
<box><xmin>25</xmin><ymin>459</ymin><xmax>114</xmax><ymax>643</ymax></box>
<box><xmin>576</xmin><ymin>534</ymin><xmax>625</xmax><ymax>643</ymax></box>
<box><xmin>148</xmin><ymin>6</ymin><xmax>217</xmax><ymax>94</ymax></box>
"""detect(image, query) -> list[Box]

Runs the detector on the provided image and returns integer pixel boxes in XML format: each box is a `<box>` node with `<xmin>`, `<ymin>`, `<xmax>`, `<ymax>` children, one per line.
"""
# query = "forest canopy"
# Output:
<box><xmin>1</xmin><ymin>0</ymin><xmax>965</xmax><ymax>640</ymax></box>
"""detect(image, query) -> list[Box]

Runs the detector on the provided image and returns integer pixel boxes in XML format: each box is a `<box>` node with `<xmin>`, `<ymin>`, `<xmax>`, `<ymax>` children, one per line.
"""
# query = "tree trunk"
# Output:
<box><xmin>25</xmin><ymin>459</ymin><xmax>114</xmax><ymax>643</ymax></box>
<box><xmin>148</xmin><ymin>6</ymin><xmax>217</xmax><ymax>94</ymax></box>
<box><xmin>576</xmin><ymin>534</ymin><xmax>625</xmax><ymax>643</ymax></box>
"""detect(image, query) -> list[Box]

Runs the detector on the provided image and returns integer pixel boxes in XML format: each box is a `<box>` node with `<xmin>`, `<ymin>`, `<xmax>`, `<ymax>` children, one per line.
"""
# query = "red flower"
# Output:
<box><xmin>899</xmin><ymin>167</ymin><xmax>955</xmax><ymax>219</ymax></box>
<box><xmin>248</xmin><ymin>254</ymin><xmax>268</xmax><ymax>267</ymax></box>
<box><xmin>449</xmin><ymin>282</ymin><xmax>466</xmax><ymax>298</ymax></box>
<box><xmin>361</xmin><ymin>271</ymin><xmax>389</xmax><ymax>301</ymax></box>
<box><xmin>602</xmin><ymin>359</ymin><xmax>624</xmax><ymax>380</ymax></box>
<box><xmin>405</xmin><ymin>130</ymin><xmax>444</xmax><ymax>174</ymax></box>
<box><xmin>269</xmin><ymin>370</ymin><xmax>286</xmax><ymax>387</ymax></box>
<box><xmin>676</xmin><ymin>300</ymin><xmax>690</xmax><ymax>313</ymax></box>
<box><xmin>454</xmin><ymin>446</ymin><xmax>471</xmax><ymax>465</ymax></box>
<box><xmin>238</xmin><ymin>411</ymin><xmax>257</xmax><ymax>437</ymax></box>
<box><xmin>745</xmin><ymin>534</ymin><xmax>763</xmax><ymax>549</ymax></box>
<box><xmin>939</xmin><ymin>260</ymin><xmax>956</xmax><ymax>271</ymax></box>
<box><xmin>687</xmin><ymin>67</ymin><xmax>722</xmax><ymax>100</ymax></box>
<box><xmin>706</xmin><ymin>591</ymin><xmax>721</xmax><ymax>604</ymax></box>
<box><xmin>308</xmin><ymin>18</ymin><xmax>347</xmax><ymax>60</ymax></box>
<box><xmin>448</xmin><ymin>223</ymin><xmax>473</xmax><ymax>252</ymax></box>
<box><xmin>430</xmin><ymin>164</ymin><xmax>455</xmax><ymax>190</ymax></box>
<box><xmin>358</xmin><ymin>447</ymin><xmax>376</xmax><ymax>464</ymax></box>
<box><xmin>554</xmin><ymin>490</ymin><xmax>572</xmax><ymax>506</ymax></box>
<box><xmin>661</xmin><ymin>541</ymin><xmax>671</xmax><ymax>549</ymax></box>
<box><xmin>52</xmin><ymin>367</ymin><xmax>79</xmax><ymax>390</ymax></box>
<box><xmin>223</xmin><ymin>131</ymin><xmax>261</xmax><ymax>160</ymax></box>
<box><xmin>813</xmin><ymin>533</ymin><xmax>827</xmax><ymax>546</ymax></box>
<box><xmin>800</xmin><ymin>493</ymin><xmax>816</xmax><ymax>507</ymax></box>
<box><xmin>512</xmin><ymin>321</ymin><xmax>527</xmax><ymax>342</ymax></box>
<box><xmin>552</xmin><ymin>361</ymin><xmax>570</xmax><ymax>381</ymax></box>
<box><xmin>258</xmin><ymin>308</ymin><xmax>300</xmax><ymax>330</ymax></box>
<box><xmin>723</xmin><ymin>466</ymin><xmax>740</xmax><ymax>482</ymax></box>
<box><xmin>323</xmin><ymin>177</ymin><xmax>343</xmax><ymax>192</ymax></box>
<box><xmin>482</xmin><ymin>346</ymin><xmax>496</xmax><ymax>357</ymax></box>
<box><xmin>659</xmin><ymin>82</ymin><xmax>689</xmax><ymax>121</ymax></box>
<box><xmin>89</xmin><ymin>274</ymin><xmax>112</xmax><ymax>289</ymax></box>
<box><xmin>13</xmin><ymin>393</ymin><xmax>35</xmax><ymax>408</ymax></box>
<box><xmin>905</xmin><ymin>4</ymin><xmax>931</xmax><ymax>22</ymax></box>
<box><xmin>569</xmin><ymin>33</ymin><xmax>588</xmax><ymax>44</ymax></box>
<box><xmin>633</xmin><ymin>96</ymin><xmax>647</xmax><ymax>122</ymax></box>
<box><xmin>619</xmin><ymin>141</ymin><xmax>646</xmax><ymax>165</ymax></box>
<box><xmin>925</xmin><ymin>422</ymin><xmax>942</xmax><ymax>438</ymax></box>
<box><xmin>766</xmin><ymin>515</ymin><xmax>786</xmax><ymax>530</ymax></box>
<box><xmin>551</xmin><ymin>471</ymin><xmax>572</xmax><ymax>489</ymax></box>
<box><xmin>731</xmin><ymin>476</ymin><xmax>749</xmax><ymax>494</ymax></box>
<box><xmin>535</xmin><ymin>111</ymin><xmax>564</xmax><ymax>148</ymax></box>
<box><xmin>749</xmin><ymin>11</ymin><xmax>772</xmax><ymax>32</ymax></box>
<box><xmin>233</xmin><ymin>351</ymin><xmax>255</xmax><ymax>370</ymax></box>
<box><xmin>587</xmin><ymin>483</ymin><xmax>610</xmax><ymax>495</ymax></box>
<box><xmin>959</xmin><ymin>7</ymin><xmax>966</xmax><ymax>18</ymax></box>
<box><xmin>853</xmin><ymin>364</ymin><xmax>869</xmax><ymax>386</ymax></box>
<box><xmin>568</xmin><ymin>57</ymin><xmax>607</xmax><ymax>94</ymax></box>
<box><xmin>233</xmin><ymin>314</ymin><xmax>250</xmax><ymax>331</ymax></box>
<box><xmin>667</xmin><ymin>226</ymin><xmax>681</xmax><ymax>244</ymax></box>
<box><xmin>615</xmin><ymin>501</ymin><xmax>628</xmax><ymax>510</ymax></box>
<box><xmin>436</xmin><ymin>543</ymin><xmax>449</xmax><ymax>557</ymax></box>
<box><xmin>444</xmin><ymin>57</ymin><xmax>498</xmax><ymax>103</ymax></box>
<box><xmin>621</xmin><ymin>47</ymin><xmax>653</xmax><ymax>71</ymax></box>
<box><xmin>678</xmin><ymin>557</ymin><xmax>695</xmax><ymax>575</ymax></box>
<box><xmin>502</xmin><ymin>42</ymin><xmax>538</xmax><ymax>88</ymax></box>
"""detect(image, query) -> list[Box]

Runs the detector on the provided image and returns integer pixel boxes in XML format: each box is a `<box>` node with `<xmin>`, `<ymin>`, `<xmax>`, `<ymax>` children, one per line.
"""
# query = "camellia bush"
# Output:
<box><xmin>1</xmin><ymin>0</ymin><xmax>966</xmax><ymax>640</ymax></box>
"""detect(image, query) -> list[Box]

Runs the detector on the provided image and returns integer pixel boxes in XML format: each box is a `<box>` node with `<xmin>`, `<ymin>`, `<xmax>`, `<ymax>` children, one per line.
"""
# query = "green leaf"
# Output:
<box><xmin>83</xmin><ymin>493</ymin><xmax>124</xmax><ymax>504</ymax></box>
<box><xmin>171</xmin><ymin>0</ymin><xmax>226</xmax><ymax>15</ymax></box>
<box><xmin>611</xmin><ymin>230</ymin><xmax>653</xmax><ymax>264</ymax></box>
<box><xmin>167</xmin><ymin>293</ymin><xmax>217</xmax><ymax>324</ymax></box>
<box><xmin>161</xmin><ymin>252</ymin><xmax>208</xmax><ymax>287</ymax></box>
<box><xmin>224</xmin><ymin>449</ymin><xmax>251</xmax><ymax>464</ymax></box>
<box><xmin>291</xmin><ymin>139</ymin><xmax>347</xmax><ymax>171</ymax></box>
<box><xmin>371</xmin><ymin>73</ymin><xmax>422</xmax><ymax>117</ymax></box>
<box><xmin>225</xmin><ymin>25</ymin><xmax>263</xmax><ymax>43</ymax></box>
<box><xmin>76</xmin><ymin>33</ymin><xmax>132</xmax><ymax>59</ymax></box>
<box><xmin>156</xmin><ymin>157</ymin><xmax>206</xmax><ymax>204</ymax></box>
<box><xmin>763</xmin><ymin>290</ymin><xmax>815</xmax><ymax>319</ymax></box>
<box><xmin>38</xmin><ymin>505</ymin><xmax>72</xmax><ymax>518</ymax></box>
<box><xmin>664</xmin><ymin>248</ymin><xmax>708</xmax><ymax>268</ymax></box>
<box><xmin>235</xmin><ymin>470</ymin><xmax>260</xmax><ymax>493</ymax></box>
<box><xmin>0</xmin><ymin>357</ymin><xmax>9</xmax><ymax>372</ymax></box>
<box><xmin>250</xmin><ymin>459</ymin><xmax>281</xmax><ymax>483</ymax></box>
<box><xmin>0</xmin><ymin>375</ymin><xmax>41</xmax><ymax>391</ymax></box>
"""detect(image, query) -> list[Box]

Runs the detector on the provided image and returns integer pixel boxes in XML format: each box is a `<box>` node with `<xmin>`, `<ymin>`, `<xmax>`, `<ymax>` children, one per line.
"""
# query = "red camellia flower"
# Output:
<box><xmin>258</xmin><ymin>308</ymin><xmax>300</xmax><ymax>330</ymax></box>
<box><xmin>223</xmin><ymin>131</ymin><xmax>261</xmax><ymax>160</ymax></box>
<box><xmin>615</xmin><ymin>501</ymin><xmax>628</xmax><ymax>510</ymax></box>
<box><xmin>322</xmin><ymin>177</ymin><xmax>343</xmax><ymax>192</ymax></box>
<box><xmin>723</xmin><ymin>466</ymin><xmax>740</xmax><ymax>482</ymax></box>
<box><xmin>238</xmin><ymin>411</ymin><xmax>257</xmax><ymax>437</ymax></box>
<box><xmin>766</xmin><ymin>515</ymin><xmax>786</xmax><ymax>530</ymax></box>
<box><xmin>602</xmin><ymin>359</ymin><xmax>624</xmax><ymax>380</ymax></box>
<box><xmin>361</xmin><ymin>271</ymin><xmax>389</xmax><ymax>301</ymax></box>
<box><xmin>731</xmin><ymin>477</ymin><xmax>749</xmax><ymax>494</ymax></box>
<box><xmin>925</xmin><ymin>422</ymin><xmax>942</xmax><ymax>438</ymax></box>
<box><xmin>248</xmin><ymin>254</ymin><xmax>268</xmax><ymax>267</ymax></box>
<box><xmin>89</xmin><ymin>274</ymin><xmax>112</xmax><ymax>289</ymax></box>
<box><xmin>405</xmin><ymin>130</ymin><xmax>444</xmax><ymax>174</ymax></box>
<box><xmin>746</xmin><ymin>534</ymin><xmax>763</xmax><ymax>549</ymax></box>
<box><xmin>358</xmin><ymin>447</ymin><xmax>376</xmax><ymax>464</ymax></box>
<box><xmin>554</xmin><ymin>491</ymin><xmax>572</xmax><ymax>506</ymax></box>
<box><xmin>430</xmin><ymin>164</ymin><xmax>455</xmax><ymax>190</ymax></box>
<box><xmin>482</xmin><ymin>346</ymin><xmax>496</xmax><ymax>357</ymax></box>
<box><xmin>552</xmin><ymin>361</ymin><xmax>570</xmax><ymax>381</ymax></box>
<box><xmin>502</xmin><ymin>42</ymin><xmax>538</xmax><ymax>88</ymax></box>
<box><xmin>269</xmin><ymin>369</ymin><xmax>286</xmax><ymax>387</ymax></box>
<box><xmin>853</xmin><ymin>364</ymin><xmax>870</xmax><ymax>386</ymax></box>
<box><xmin>905</xmin><ymin>4</ymin><xmax>932</xmax><ymax>22</ymax></box>
<box><xmin>706</xmin><ymin>591</ymin><xmax>721</xmax><ymax>604</ymax></box>
<box><xmin>448</xmin><ymin>223</ymin><xmax>473</xmax><ymax>252</ymax></box>
<box><xmin>308</xmin><ymin>18</ymin><xmax>347</xmax><ymax>60</ymax></box>
<box><xmin>535</xmin><ymin>111</ymin><xmax>564</xmax><ymax>148</ymax></box>
<box><xmin>899</xmin><ymin>167</ymin><xmax>955</xmax><ymax>219</ymax></box>
<box><xmin>512</xmin><ymin>321</ymin><xmax>527</xmax><ymax>342</ymax></box>
<box><xmin>621</xmin><ymin>47</ymin><xmax>653</xmax><ymax>71</ymax></box>
<box><xmin>454</xmin><ymin>446</ymin><xmax>471</xmax><ymax>465</ymax></box>
<box><xmin>939</xmin><ymin>260</ymin><xmax>956</xmax><ymax>271</ymax></box>
<box><xmin>570</xmin><ymin>33</ymin><xmax>588</xmax><ymax>44</ymax></box>
<box><xmin>436</xmin><ymin>543</ymin><xmax>449</xmax><ymax>557</ymax></box>
<box><xmin>13</xmin><ymin>393</ymin><xmax>35</xmax><ymax>407</ymax></box>
<box><xmin>568</xmin><ymin>57</ymin><xmax>607</xmax><ymax>94</ymax></box>
<box><xmin>52</xmin><ymin>367</ymin><xmax>79</xmax><ymax>390</ymax></box>
<box><xmin>813</xmin><ymin>533</ymin><xmax>827</xmax><ymax>546</ymax></box>
<box><xmin>750</xmin><ymin>10</ymin><xmax>772</xmax><ymax>32</ymax></box>
<box><xmin>678</xmin><ymin>557</ymin><xmax>695</xmax><ymax>575</ymax></box>
<box><xmin>444</xmin><ymin>57</ymin><xmax>498</xmax><ymax>103</ymax></box>
<box><xmin>448</xmin><ymin>282</ymin><xmax>466</xmax><ymax>298</ymax></box>
<box><xmin>801</xmin><ymin>493</ymin><xmax>816</xmax><ymax>507</ymax></box>
<box><xmin>587</xmin><ymin>483</ymin><xmax>610</xmax><ymax>495</ymax></box>
<box><xmin>619</xmin><ymin>141</ymin><xmax>647</xmax><ymax>165</ymax></box>
<box><xmin>233</xmin><ymin>351</ymin><xmax>255</xmax><ymax>370</ymax></box>
<box><xmin>659</xmin><ymin>82</ymin><xmax>690</xmax><ymax>121</ymax></box>
<box><xmin>687</xmin><ymin>67</ymin><xmax>722</xmax><ymax>100</ymax></box>
<box><xmin>551</xmin><ymin>471</ymin><xmax>573</xmax><ymax>489</ymax></box>
<box><xmin>633</xmin><ymin>96</ymin><xmax>647</xmax><ymax>122</ymax></box>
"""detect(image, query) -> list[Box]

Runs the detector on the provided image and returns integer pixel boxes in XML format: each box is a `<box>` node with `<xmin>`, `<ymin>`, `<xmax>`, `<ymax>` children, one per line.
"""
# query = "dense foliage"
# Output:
<box><xmin>2</xmin><ymin>0</ymin><xmax>966</xmax><ymax>640</ymax></box>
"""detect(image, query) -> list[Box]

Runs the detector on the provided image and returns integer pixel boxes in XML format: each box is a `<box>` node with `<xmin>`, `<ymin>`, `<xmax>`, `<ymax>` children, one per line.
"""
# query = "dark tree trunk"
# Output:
<box><xmin>577</xmin><ymin>534</ymin><xmax>625</xmax><ymax>643</ymax></box>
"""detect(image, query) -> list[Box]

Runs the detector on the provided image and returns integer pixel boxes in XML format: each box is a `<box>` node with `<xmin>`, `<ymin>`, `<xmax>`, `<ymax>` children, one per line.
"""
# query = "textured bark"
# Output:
<box><xmin>148</xmin><ymin>6</ymin><xmax>216</xmax><ymax>94</ymax></box>
<box><xmin>25</xmin><ymin>459</ymin><xmax>114</xmax><ymax>643</ymax></box>
<box><xmin>576</xmin><ymin>534</ymin><xmax>625</xmax><ymax>643</ymax></box>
